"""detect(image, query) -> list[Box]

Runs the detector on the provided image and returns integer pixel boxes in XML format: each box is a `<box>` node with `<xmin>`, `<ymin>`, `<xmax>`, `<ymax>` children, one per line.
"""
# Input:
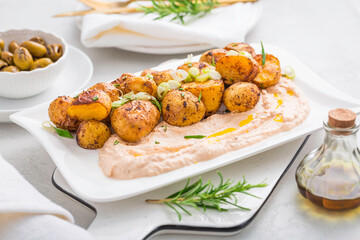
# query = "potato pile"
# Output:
<box><xmin>48</xmin><ymin>42</ymin><xmax>282</xmax><ymax>149</ymax></box>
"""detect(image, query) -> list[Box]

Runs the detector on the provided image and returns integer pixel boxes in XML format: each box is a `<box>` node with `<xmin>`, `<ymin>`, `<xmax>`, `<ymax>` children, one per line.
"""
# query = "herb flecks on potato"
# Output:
<box><xmin>162</xmin><ymin>89</ymin><xmax>206</xmax><ymax>127</ymax></box>
<box><xmin>76</xmin><ymin>120</ymin><xmax>111</xmax><ymax>149</ymax></box>
<box><xmin>252</xmin><ymin>54</ymin><xmax>281</xmax><ymax>89</ymax></box>
<box><xmin>48</xmin><ymin>96</ymin><xmax>80</xmax><ymax>131</ymax></box>
<box><xmin>88</xmin><ymin>82</ymin><xmax>120</xmax><ymax>102</ymax></box>
<box><xmin>182</xmin><ymin>79</ymin><xmax>224</xmax><ymax>116</ymax></box>
<box><xmin>111</xmin><ymin>100</ymin><xmax>160</xmax><ymax>143</ymax></box>
<box><xmin>199</xmin><ymin>49</ymin><xmax>228</xmax><ymax>66</ymax></box>
<box><xmin>141</xmin><ymin>69</ymin><xmax>173</xmax><ymax>85</ymax></box>
<box><xmin>112</xmin><ymin>74</ymin><xmax>157</xmax><ymax>97</ymax></box>
<box><xmin>224</xmin><ymin>43</ymin><xmax>256</xmax><ymax>57</ymax></box>
<box><xmin>67</xmin><ymin>90</ymin><xmax>112</xmax><ymax>121</ymax></box>
<box><xmin>223</xmin><ymin>82</ymin><xmax>261</xmax><ymax>113</ymax></box>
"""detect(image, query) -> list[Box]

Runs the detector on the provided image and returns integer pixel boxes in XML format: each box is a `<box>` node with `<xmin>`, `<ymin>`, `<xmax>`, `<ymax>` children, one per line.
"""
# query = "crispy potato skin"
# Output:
<box><xmin>67</xmin><ymin>90</ymin><xmax>112</xmax><ymax>121</ymax></box>
<box><xmin>112</xmin><ymin>74</ymin><xmax>157</xmax><ymax>96</ymax></box>
<box><xmin>252</xmin><ymin>54</ymin><xmax>281</xmax><ymax>89</ymax></box>
<box><xmin>216</xmin><ymin>55</ymin><xmax>259</xmax><ymax>85</ymax></box>
<box><xmin>48</xmin><ymin>96</ymin><xmax>80</xmax><ymax>131</ymax></box>
<box><xmin>224</xmin><ymin>43</ymin><xmax>256</xmax><ymax>57</ymax></box>
<box><xmin>177</xmin><ymin>62</ymin><xmax>215</xmax><ymax>73</ymax></box>
<box><xmin>76</xmin><ymin>120</ymin><xmax>111</xmax><ymax>149</ymax></box>
<box><xmin>182</xmin><ymin>79</ymin><xmax>224</xmax><ymax>116</ymax></box>
<box><xmin>141</xmin><ymin>69</ymin><xmax>173</xmax><ymax>85</ymax></box>
<box><xmin>199</xmin><ymin>49</ymin><xmax>227</xmax><ymax>66</ymax></box>
<box><xmin>223</xmin><ymin>82</ymin><xmax>261</xmax><ymax>112</ymax></box>
<box><xmin>162</xmin><ymin>90</ymin><xmax>206</xmax><ymax>127</ymax></box>
<box><xmin>111</xmin><ymin>100</ymin><xmax>160</xmax><ymax>143</ymax></box>
<box><xmin>88</xmin><ymin>82</ymin><xmax>120</xmax><ymax>102</ymax></box>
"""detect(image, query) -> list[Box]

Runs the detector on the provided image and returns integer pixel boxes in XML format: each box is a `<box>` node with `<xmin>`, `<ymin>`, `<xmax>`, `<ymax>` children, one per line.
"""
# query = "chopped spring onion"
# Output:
<box><xmin>113</xmin><ymin>84</ymin><xmax>120</xmax><ymax>87</ymax></box>
<box><xmin>283</xmin><ymin>66</ymin><xmax>296</xmax><ymax>79</ymax></box>
<box><xmin>162</xmin><ymin>125</ymin><xmax>167</xmax><ymax>132</ymax></box>
<box><xmin>167</xmin><ymin>80</ymin><xmax>181</xmax><ymax>90</ymax></box>
<box><xmin>188</xmin><ymin>63</ymin><xmax>192</xmax><ymax>67</ymax></box>
<box><xmin>42</xmin><ymin>121</ymin><xmax>73</xmax><ymax>139</ymax></box>
<box><xmin>93</xmin><ymin>96</ymin><xmax>98</xmax><ymax>101</ymax></box>
<box><xmin>210</xmin><ymin>57</ymin><xmax>216</xmax><ymax>67</ymax></box>
<box><xmin>261</xmin><ymin>41</ymin><xmax>266</xmax><ymax>66</ymax></box>
<box><xmin>73</xmin><ymin>94</ymin><xmax>79</xmax><ymax>99</ymax></box>
<box><xmin>238</xmin><ymin>50</ymin><xmax>253</xmax><ymax>59</ymax></box>
<box><xmin>226</xmin><ymin>50</ymin><xmax>240</xmax><ymax>56</ymax></box>
<box><xmin>157</xmin><ymin>82</ymin><xmax>170</xmax><ymax>100</ymax></box>
<box><xmin>134</xmin><ymin>92</ymin><xmax>153</xmax><ymax>101</ymax></box>
<box><xmin>209</xmin><ymin>70</ymin><xmax>221</xmax><ymax>80</ymax></box>
<box><xmin>189</xmin><ymin>67</ymin><xmax>200</xmax><ymax>79</ymax></box>
<box><xmin>145</xmin><ymin>74</ymin><xmax>154</xmax><ymax>80</ymax></box>
<box><xmin>111</xmin><ymin>98</ymin><xmax>131</xmax><ymax>108</ymax></box>
<box><xmin>155</xmin><ymin>141</ymin><xmax>160</xmax><ymax>144</ymax></box>
<box><xmin>201</xmin><ymin>67</ymin><xmax>210</xmax><ymax>74</ymax></box>
<box><xmin>114</xmin><ymin>140</ymin><xmax>120</xmax><ymax>145</ymax></box>
<box><xmin>184</xmin><ymin>54</ymin><xmax>193</xmax><ymax>64</ymax></box>
<box><xmin>150</xmin><ymin>98</ymin><xmax>162</xmax><ymax>113</ymax></box>
<box><xmin>198</xmin><ymin>91</ymin><xmax>202</xmax><ymax>102</ymax></box>
<box><xmin>184</xmin><ymin>135</ymin><xmax>206</xmax><ymax>139</ymax></box>
<box><xmin>170</xmin><ymin>69</ymin><xmax>189</xmax><ymax>82</ymax></box>
<box><xmin>195</xmin><ymin>73</ymin><xmax>209</xmax><ymax>82</ymax></box>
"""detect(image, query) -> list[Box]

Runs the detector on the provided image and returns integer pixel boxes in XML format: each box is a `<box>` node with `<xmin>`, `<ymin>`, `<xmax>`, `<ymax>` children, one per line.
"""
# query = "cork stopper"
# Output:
<box><xmin>328</xmin><ymin>108</ymin><xmax>356</xmax><ymax>128</ymax></box>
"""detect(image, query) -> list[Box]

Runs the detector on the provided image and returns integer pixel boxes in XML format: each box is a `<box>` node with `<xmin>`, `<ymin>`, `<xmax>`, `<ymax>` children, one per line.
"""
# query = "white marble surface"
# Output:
<box><xmin>1</xmin><ymin>0</ymin><xmax>360</xmax><ymax>239</ymax></box>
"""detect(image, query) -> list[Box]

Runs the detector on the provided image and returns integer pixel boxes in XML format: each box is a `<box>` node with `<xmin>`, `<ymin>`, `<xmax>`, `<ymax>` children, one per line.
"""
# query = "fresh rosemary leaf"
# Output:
<box><xmin>146</xmin><ymin>171</ymin><xmax>267</xmax><ymax>221</ymax></box>
<box><xmin>138</xmin><ymin>0</ymin><xmax>219</xmax><ymax>25</ymax></box>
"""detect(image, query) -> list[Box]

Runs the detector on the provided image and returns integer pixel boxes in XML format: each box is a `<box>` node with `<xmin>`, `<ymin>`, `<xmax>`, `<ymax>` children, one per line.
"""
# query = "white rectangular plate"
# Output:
<box><xmin>10</xmin><ymin>44</ymin><xmax>360</xmax><ymax>202</ymax></box>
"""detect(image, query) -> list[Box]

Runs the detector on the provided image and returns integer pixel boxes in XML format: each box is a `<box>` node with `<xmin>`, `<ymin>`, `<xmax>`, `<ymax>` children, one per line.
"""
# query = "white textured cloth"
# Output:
<box><xmin>79</xmin><ymin>1</ymin><xmax>262</xmax><ymax>54</ymax></box>
<box><xmin>0</xmin><ymin>154</ymin><xmax>93</xmax><ymax>240</ymax></box>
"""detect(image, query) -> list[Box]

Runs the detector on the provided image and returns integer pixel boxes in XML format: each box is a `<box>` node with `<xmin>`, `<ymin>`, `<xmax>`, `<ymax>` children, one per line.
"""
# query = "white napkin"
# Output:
<box><xmin>79</xmin><ymin>1</ymin><xmax>262</xmax><ymax>54</ymax></box>
<box><xmin>0</xmin><ymin>154</ymin><xmax>93</xmax><ymax>240</ymax></box>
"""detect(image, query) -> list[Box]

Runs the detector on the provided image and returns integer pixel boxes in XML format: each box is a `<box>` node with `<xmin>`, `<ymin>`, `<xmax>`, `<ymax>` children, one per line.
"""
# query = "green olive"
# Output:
<box><xmin>0</xmin><ymin>59</ymin><xmax>8</xmax><ymax>69</ymax></box>
<box><xmin>30</xmin><ymin>57</ymin><xmax>53</xmax><ymax>70</ymax></box>
<box><xmin>46</xmin><ymin>44</ymin><xmax>63</xmax><ymax>62</ymax></box>
<box><xmin>14</xmin><ymin>47</ymin><xmax>33</xmax><ymax>71</ymax></box>
<box><xmin>1</xmin><ymin>51</ymin><xmax>14</xmax><ymax>65</ymax></box>
<box><xmin>1</xmin><ymin>65</ymin><xmax>19</xmax><ymax>73</ymax></box>
<box><xmin>29</xmin><ymin>36</ymin><xmax>46</xmax><ymax>46</ymax></box>
<box><xmin>20</xmin><ymin>40</ymin><xmax>47</xmax><ymax>58</ymax></box>
<box><xmin>8</xmin><ymin>41</ymin><xmax>20</xmax><ymax>54</ymax></box>
<box><xmin>0</xmin><ymin>38</ymin><xmax>4</xmax><ymax>51</ymax></box>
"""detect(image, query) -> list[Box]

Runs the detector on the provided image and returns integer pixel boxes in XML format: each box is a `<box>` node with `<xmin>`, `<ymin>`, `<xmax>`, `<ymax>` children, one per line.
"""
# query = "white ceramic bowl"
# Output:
<box><xmin>0</xmin><ymin>29</ymin><xmax>68</xmax><ymax>99</ymax></box>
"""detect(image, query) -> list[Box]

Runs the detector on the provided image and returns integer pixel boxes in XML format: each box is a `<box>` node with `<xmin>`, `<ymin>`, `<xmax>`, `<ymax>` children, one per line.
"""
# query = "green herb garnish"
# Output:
<box><xmin>198</xmin><ymin>92</ymin><xmax>202</xmax><ymax>102</ymax></box>
<box><xmin>210</xmin><ymin>57</ymin><xmax>216</xmax><ymax>67</ymax></box>
<box><xmin>113</xmin><ymin>84</ymin><xmax>120</xmax><ymax>87</ymax></box>
<box><xmin>260</xmin><ymin>41</ymin><xmax>266</xmax><ymax>66</ymax></box>
<box><xmin>232</xmin><ymin>43</ymin><xmax>238</xmax><ymax>47</ymax></box>
<box><xmin>114</xmin><ymin>140</ymin><xmax>120</xmax><ymax>145</ymax></box>
<box><xmin>146</xmin><ymin>74</ymin><xmax>154</xmax><ymax>79</ymax></box>
<box><xmin>155</xmin><ymin>141</ymin><xmax>160</xmax><ymax>144</ymax></box>
<box><xmin>163</xmin><ymin>125</ymin><xmax>168</xmax><ymax>132</ymax></box>
<box><xmin>122</xmin><ymin>75</ymin><xmax>128</xmax><ymax>80</ymax></box>
<box><xmin>138</xmin><ymin>0</ymin><xmax>219</xmax><ymax>25</ymax></box>
<box><xmin>73</xmin><ymin>94</ymin><xmax>79</xmax><ymax>99</ymax></box>
<box><xmin>188</xmin><ymin>63</ymin><xmax>193</xmax><ymax>67</ymax></box>
<box><xmin>146</xmin><ymin>171</ymin><xmax>267</xmax><ymax>221</ymax></box>
<box><xmin>179</xmin><ymin>88</ymin><xmax>184</xmax><ymax>91</ymax></box>
<box><xmin>54</xmin><ymin>127</ymin><xmax>73</xmax><ymax>139</ymax></box>
<box><xmin>150</xmin><ymin>98</ymin><xmax>162</xmax><ymax>113</ymax></box>
<box><xmin>184</xmin><ymin>135</ymin><xmax>206</xmax><ymax>139</ymax></box>
<box><xmin>181</xmin><ymin>93</ymin><xmax>185</xmax><ymax>98</ymax></box>
<box><xmin>93</xmin><ymin>96</ymin><xmax>98</xmax><ymax>101</ymax></box>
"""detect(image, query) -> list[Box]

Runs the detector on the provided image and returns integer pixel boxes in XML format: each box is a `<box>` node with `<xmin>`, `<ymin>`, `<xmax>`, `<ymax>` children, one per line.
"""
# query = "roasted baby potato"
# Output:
<box><xmin>182</xmin><ymin>79</ymin><xmax>224</xmax><ymax>116</ymax></box>
<box><xmin>224</xmin><ymin>43</ymin><xmax>256</xmax><ymax>57</ymax></box>
<box><xmin>48</xmin><ymin>96</ymin><xmax>80</xmax><ymax>131</ymax></box>
<box><xmin>111</xmin><ymin>100</ymin><xmax>160</xmax><ymax>143</ymax></box>
<box><xmin>252</xmin><ymin>54</ymin><xmax>281</xmax><ymax>89</ymax></box>
<box><xmin>141</xmin><ymin>69</ymin><xmax>173</xmax><ymax>85</ymax></box>
<box><xmin>112</xmin><ymin>74</ymin><xmax>157</xmax><ymax>97</ymax></box>
<box><xmin>76</xmin><ymin>120</ymin><xmax>111</xmax><ymax>149</ymax></box>
<box><xmin>88</xmin><ymin>82</ymin><xmax>120</xmax><ymax>102</ymax></box>
<box><xmin>199</xmin><ymin>49</ymin><xmax>228</xmax><ymax>66</ymax></box>
<box><xmin>223</xmin><ymin>82</ymin><xmax>261</xmax><ymax>112</ymax></box>
<box><xmin>162</xmin><ymin>90</ymin><xmax>206</xmax><ymax>127</ymax></box>
<box><xmin>177</xmin><ymin>61</ymin><xmax>215</xmax><ymax>73</ymax></box>
<box><xmin>67</xmin><ymin>90</ymin><xmax>112</xmax><ymax>121</ymax></box>
<box><xmin>216</xmin><ymin>55</ymin><xmax>259</xmax><ymax>85</ymax></box>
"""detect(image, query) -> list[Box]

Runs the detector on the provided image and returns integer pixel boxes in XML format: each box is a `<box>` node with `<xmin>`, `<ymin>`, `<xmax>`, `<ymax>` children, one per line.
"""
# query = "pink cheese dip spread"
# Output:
<box><xmin>99</xmin><ymin>78</ymin><xmax>310</xmax><ymax>179</ymax></box>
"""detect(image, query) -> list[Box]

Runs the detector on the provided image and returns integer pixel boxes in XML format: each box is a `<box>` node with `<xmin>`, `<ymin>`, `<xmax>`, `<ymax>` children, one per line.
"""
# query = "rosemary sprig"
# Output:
<box><xmin>146</xmin><ymin>171</ymin><xmax>267</xmax><ymax>221</ymax></box>
<box><xmin>138</xmin><ymin>0</ymin><xmax>220</xmax><ymax>24</ymax></box>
